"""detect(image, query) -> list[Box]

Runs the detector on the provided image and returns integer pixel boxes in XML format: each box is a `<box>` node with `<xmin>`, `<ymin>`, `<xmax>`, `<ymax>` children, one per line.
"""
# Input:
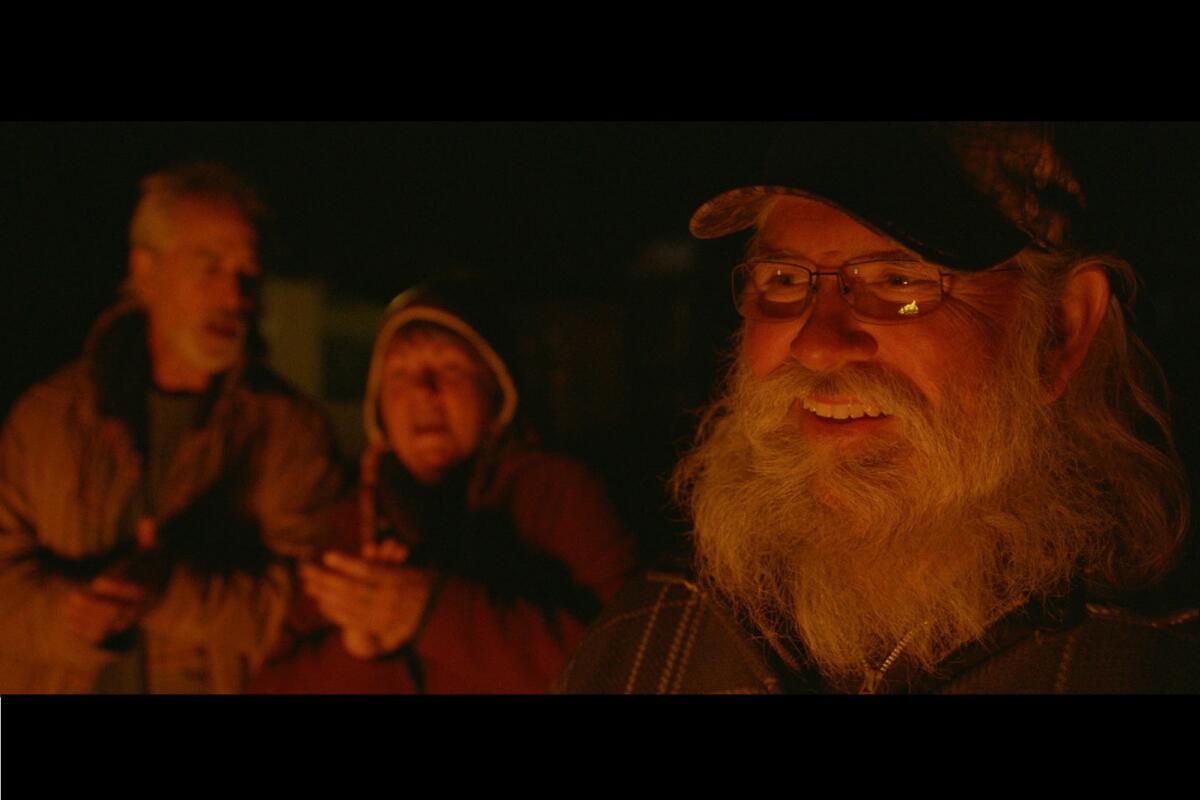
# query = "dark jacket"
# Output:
<box><xmin>556</xmin><ymin>571</ymin><xmax>1200</xmax><ymax>694</ymax></box>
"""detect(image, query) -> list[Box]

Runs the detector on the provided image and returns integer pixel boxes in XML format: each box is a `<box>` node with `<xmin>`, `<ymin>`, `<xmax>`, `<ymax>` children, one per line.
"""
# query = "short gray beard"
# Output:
<box><xmin>676</xmin><ymin>317</ymin><xmax>1115</xmax><ymax>684</ymax></box>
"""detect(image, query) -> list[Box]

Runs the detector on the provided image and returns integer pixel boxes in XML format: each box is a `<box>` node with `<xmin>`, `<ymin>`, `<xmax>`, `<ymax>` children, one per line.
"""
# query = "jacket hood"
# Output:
<box><xmin>362</xmin><ymin>279</ymin><xmax>520</xmax><ymax>450</ymax></box>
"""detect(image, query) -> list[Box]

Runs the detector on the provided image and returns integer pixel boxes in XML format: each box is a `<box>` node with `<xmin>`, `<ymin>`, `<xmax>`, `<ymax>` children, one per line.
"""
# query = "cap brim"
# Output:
<box><xmin>689</xmin><ymin>185</ymin><xmax>912</xmax><ymax>252</ymax></box>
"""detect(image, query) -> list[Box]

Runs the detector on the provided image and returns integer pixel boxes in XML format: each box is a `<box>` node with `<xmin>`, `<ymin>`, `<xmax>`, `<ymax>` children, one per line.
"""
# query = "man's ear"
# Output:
<box><xmin>1046</xmin><ymin>264</ymin><xmax>1112</xmax><ymax>402</ymax></box>
<box><xmin>128</xmin><ymin>247</ymin><xmax>156</xmax><ymax>298</ymax></box>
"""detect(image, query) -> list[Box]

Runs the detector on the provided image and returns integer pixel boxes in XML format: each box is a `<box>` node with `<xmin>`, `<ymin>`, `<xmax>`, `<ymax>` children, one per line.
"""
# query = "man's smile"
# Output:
<box><xmin>800</xmin><ymin>394</ymin><xmax>892</xmax><ymax>420</ymax></box>
<box><xmin>790</xmin><ymin>397</ymin><xmax>896</xmax><ymax>443</ymax></box>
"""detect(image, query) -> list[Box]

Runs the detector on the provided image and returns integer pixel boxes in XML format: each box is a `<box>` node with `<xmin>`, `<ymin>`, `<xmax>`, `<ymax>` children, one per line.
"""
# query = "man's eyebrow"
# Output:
<box><xmin>746</xmin><ymin>247</ymin><xmax>920</xmax><ymax>263</ymax></box>
<box><xmin>846</xmin><ymin>249</ymin><xmax>919</xmax><ymax>262</ymax></box>
<box><xmin>191</xmin><ymin>246</ymin><xmax>263</xmax><ymax>273</ymax></box>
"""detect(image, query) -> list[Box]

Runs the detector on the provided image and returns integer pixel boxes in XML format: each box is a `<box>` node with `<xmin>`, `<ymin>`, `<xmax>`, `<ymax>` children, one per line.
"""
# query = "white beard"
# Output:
<box><xmin>677</xmin><ymin>330</ymin><xmax>1114</xmax><ymax>682</ymax></box>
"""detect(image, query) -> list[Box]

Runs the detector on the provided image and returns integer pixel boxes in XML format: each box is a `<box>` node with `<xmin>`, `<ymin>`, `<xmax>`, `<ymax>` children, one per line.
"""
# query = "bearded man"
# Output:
<box><xmin>558</xmin><ymin>123</ymin><xmax>1198</xmax><ymax>693</ymax></box>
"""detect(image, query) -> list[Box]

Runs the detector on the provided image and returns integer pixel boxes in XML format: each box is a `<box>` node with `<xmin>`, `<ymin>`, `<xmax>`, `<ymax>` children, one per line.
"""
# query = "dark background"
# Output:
<box><xmin>2</xmin><ymin>122</ymin><xmax>1198</xmax><ymax>572</ymax></box>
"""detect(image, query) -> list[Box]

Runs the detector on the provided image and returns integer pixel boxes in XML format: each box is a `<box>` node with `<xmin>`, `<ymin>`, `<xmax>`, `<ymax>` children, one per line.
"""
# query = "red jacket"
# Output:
<box><xmin>251</xmin><ymin>447</ymin><xmax>634</xmax><ymax>693</ymax></box>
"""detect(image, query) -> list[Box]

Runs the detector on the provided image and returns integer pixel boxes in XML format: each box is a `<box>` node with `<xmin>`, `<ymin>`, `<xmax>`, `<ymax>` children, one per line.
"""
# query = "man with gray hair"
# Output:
<box><xmin>559</xmin><ymin>123</ymin><xmax>1198</xmax><ymax>693</ymax></box>
<box><xmin>0</xmin><ymin>163</ymin><xmax>341</xmax><ymax>692</ymax></box>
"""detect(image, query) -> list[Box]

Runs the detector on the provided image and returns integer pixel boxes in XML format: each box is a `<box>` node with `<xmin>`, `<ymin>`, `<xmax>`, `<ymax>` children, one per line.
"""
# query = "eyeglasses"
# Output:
<box><xmin>731</xmin><ymin>255</ymin><xmax>1015</xmax><ymax>323</ymax></box>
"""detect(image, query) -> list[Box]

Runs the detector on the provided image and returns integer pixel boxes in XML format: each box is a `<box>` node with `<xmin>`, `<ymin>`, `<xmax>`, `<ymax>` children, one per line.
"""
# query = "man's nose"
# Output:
<box><xmin>789</xmin><ymin>277</ymin><xmax>877</xmax><ymax>371</ymax></box>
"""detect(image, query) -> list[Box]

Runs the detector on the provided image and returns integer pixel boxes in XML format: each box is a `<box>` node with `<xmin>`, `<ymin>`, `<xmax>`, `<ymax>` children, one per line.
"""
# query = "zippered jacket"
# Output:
<box><xmin>556</xmin><ymin>570</ymin><xmax>1200</xmax><ymax>693</ymax></box>
<box><xmin>0</xmin><ymin>305</ymin><xmax>342</xmax><ymax>692</ymax></box>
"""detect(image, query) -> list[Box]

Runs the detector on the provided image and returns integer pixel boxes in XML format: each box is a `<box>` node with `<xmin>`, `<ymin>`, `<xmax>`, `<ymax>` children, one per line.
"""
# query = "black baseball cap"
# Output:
<box><xmin>689</xmin><ymin>122</ymin><xmax>1087</xmax><ymax>272</ymax></box>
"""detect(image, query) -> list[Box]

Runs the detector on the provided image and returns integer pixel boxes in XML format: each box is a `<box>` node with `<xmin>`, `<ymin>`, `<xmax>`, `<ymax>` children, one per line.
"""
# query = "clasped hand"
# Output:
<box><xmin>300</xmin><ymin>540</ymin><xmax>434</xmax><ymax>659</ymax></box>
<box><xmin>64</xmin><ymin>518</ymin><xmax>159</xmax><ymax>645</ymax></box>
<box><xmin>64</xmin><ymin>574</ymin><xmax>149</xmax><ymax>645</ymax></box>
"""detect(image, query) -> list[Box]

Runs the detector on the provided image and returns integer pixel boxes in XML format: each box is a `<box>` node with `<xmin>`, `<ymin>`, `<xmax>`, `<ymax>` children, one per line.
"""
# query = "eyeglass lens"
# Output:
<box><xmin>734</xmin><ymin>260</ymin><xmax>944</xmax><ymax>321</ymax></box>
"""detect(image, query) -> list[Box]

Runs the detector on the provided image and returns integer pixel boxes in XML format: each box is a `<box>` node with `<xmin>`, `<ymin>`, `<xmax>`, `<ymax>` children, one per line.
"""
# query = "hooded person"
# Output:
<box><xmin>251</xmin><ymin>275</ymin><xmax>635</xmax><ymax>693</ymax></box>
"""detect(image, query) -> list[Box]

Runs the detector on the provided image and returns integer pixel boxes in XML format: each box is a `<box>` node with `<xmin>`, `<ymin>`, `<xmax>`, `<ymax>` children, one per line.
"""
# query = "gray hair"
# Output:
<box><xmin>128</xmin><ymin>162</ymin><xmax>265</xmax><ymax>252</ymax></box>
<box><xmin>1015</xmin><ymin>247</ymin><xmax>1190</xmax><ymax>588</ymax></box>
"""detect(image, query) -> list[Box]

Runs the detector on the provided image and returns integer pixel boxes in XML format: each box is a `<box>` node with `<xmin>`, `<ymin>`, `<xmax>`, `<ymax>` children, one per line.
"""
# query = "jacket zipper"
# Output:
<box><xmin>858</xmin><ymin>623</ymin><xmax>924</xmax><ymax>694</ymax></box>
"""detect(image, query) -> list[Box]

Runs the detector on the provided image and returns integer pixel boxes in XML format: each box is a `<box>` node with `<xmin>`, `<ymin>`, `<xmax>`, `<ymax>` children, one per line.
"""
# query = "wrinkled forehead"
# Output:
<box><xmin>161</xmin><ymin>196</ymin><xmax>258</xmax><ymax>253</ymax></box>
<box><xmin>752</xmin><ymin>196</ymin><xmax>926</xmax><ymax>265</ymax></box>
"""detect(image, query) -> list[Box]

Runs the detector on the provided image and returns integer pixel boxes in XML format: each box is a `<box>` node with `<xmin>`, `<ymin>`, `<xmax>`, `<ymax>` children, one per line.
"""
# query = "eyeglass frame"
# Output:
<box><xmin>730</xmin><ymin>253</ymin><xmax>1022</xmax><ymax>325</ymax></box>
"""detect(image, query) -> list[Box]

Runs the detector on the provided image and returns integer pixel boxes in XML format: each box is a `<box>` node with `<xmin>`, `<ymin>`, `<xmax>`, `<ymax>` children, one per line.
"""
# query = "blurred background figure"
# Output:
<box><xmin>0</xmin><ymin>163</ymin><xmax>342</xmax><ymax>692</ymax></box>
<box><xmin>253</xmin><ymin>274</ymin><xmax>635</xmax><ymax>693</ymax></box>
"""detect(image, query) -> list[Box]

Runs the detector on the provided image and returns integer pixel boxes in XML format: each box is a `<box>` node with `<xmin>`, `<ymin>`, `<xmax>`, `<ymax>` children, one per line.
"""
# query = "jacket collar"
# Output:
<box><xmin>81</xmin><ymin>301</ymin><xmax>249</xmax><ymax>455</ymax></box>
<box><xmin>744</xmin><ymin>582</ymin><xmax>1090</xmax><ymax>694</ymax></box>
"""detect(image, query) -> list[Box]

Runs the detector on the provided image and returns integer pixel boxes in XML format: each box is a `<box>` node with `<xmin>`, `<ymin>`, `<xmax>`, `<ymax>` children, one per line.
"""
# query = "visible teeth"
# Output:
<box><xmin>802</xmin><ymin>397</ymin><xmax>889</xmax><ymax>420</ymax></box>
